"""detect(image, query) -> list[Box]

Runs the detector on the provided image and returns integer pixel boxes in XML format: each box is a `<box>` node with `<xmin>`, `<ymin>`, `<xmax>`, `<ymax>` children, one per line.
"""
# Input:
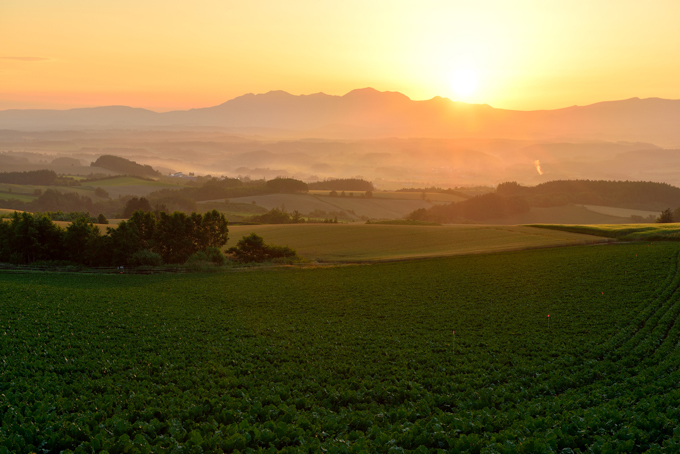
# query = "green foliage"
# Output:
<box><xmin>63</xmin><ymin>216</ymin><xmax>101</xmax><ymax>265</ymax></box>
<box><xmin>38</xmin><ymin>210</ymin><xmax>96</xmax><ymax>223</ymax></box>
<box><xmin>228</xmin><ymin>233</ymin><xmax>298</xmax><ymax>262</ymax></box>
<box><xmin>186</xmin><ymin>247</ymin><xmax>226</xmax><ymax>266</ymax></box>
<box><xmin>97</xmin><ymin>213</ymin><xmax>108</xmax><ymax>224</ymax></box>
<box><xmin>0</xmin><ymin>212</ymin><xmax>65</xmax><ymax>264</ymax></box>
<box><xmin>128</xmin><ymin>249</ymin><xmax>163</xmax><ymax>267</ymax></box>
<box><xmin>0</xmin><ymin>209</ymin><xmax>228</xmax><ymax>268</ymax></box>
<box><xmin>2</xmin><ymin>243</ymin><xmax>680</xmax><ymax>452</ymax></box>
<box><xmin>153</xmin><ymin>212</ymin><xmax>203</xmax><ymax>264</ymax></box>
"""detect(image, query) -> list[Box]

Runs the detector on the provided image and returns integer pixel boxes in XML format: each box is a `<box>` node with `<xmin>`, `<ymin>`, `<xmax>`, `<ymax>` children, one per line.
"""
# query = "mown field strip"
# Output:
<box><xmin>228</xmin><ymin>223</ymin><xmax>610</xmax><ymax>261</ymax></box>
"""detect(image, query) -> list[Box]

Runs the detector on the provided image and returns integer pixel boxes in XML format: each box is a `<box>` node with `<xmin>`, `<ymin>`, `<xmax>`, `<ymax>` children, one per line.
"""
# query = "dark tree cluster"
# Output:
<box><xmin>122</xmin><ymin>197</ymin><xmax>153</xmax><ymax>218</ymax></box>
<box><xmin>396</xmin><ymin>186</ymin><xmax>472</xmax><ymax>199</ymax></box>
<box><xmin>0</xmin><ymin>170</ymin><xmax>58</xmax><ymax>185</ymax></box>
<box><xmin>0</xmin><ymin>189</ymin><xmax>196</xmax><ymax>220</ymax></box>
<box><xmin>0</xmin><ymin>209</ymin><xmax>229</xmax><ymax>267</ymax></box>
<box><xmin>407</xmin><ymin>193</ymin><xmax>530</xmax><ymax>223</ymax></box>
<box><xmin>265</xmin><ymin>177</ymin><xmax>308</xmax><ymax>193</ymax></box>
<box><xmin>227</xmin><ymin>233</ymin><xmax>298</xmax><ymax>263</ymax></box>
<box><xmin>91</xmin><ymin>155</ymin><xmax>161</xmax><ymax>177</ymax></box>
<box><xmin>308</xmin><ymin>178</ymin><xmax>374</xmax><ymax>191</ymax></box>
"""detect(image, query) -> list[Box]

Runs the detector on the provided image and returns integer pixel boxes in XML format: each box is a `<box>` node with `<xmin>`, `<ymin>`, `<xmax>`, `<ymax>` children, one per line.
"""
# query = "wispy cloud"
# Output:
<box><xmin>1</xmin><ymin>57</ymin><xmax>51</xmax><ymax>62</ymax></box>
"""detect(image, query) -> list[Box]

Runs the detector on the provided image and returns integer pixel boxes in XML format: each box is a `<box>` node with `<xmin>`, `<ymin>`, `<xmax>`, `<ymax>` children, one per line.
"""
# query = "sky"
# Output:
<box><xmin>2</xmin><ymin>0</ymin><xmax>680</xmax><ymax>112</ymax></box>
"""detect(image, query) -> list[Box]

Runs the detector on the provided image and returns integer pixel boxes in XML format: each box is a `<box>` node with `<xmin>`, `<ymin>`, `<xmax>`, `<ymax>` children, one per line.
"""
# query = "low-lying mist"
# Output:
<box><xmin>1</xmin><ymin>129</ymin><xmax>677</xmax><ymax>189</ymax></box>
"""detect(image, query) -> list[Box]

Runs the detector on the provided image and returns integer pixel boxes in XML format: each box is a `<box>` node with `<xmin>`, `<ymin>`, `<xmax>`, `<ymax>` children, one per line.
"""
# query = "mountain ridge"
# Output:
<box><xmin>1</xmin><ymin>89</ymin><xmax>679</xmax><ymax>145</ymax></box>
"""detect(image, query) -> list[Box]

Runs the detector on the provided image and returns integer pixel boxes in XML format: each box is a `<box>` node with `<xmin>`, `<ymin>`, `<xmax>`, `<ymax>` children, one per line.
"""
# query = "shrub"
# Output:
<box><xmin>129</xmin><ymin>250</ymin><xmax>163</xmax><ymax>267</ymax></box>
<box><xmin>203</xmin><ymin>246</ymin><xmax>226</xmax><ymax>265</ymax></box>
<box><xmin>186</xmin><ymin>247</ymin><xmax>226</xmax><ymax>266</ymax></box>
<box><xmin>94</xmin><ymin>187</ymin><xmax>110</xmax><ymax>198</ymax></box>
<box><xmin>227</xmin><ymin>233</ymin><xmax>300</xmax><ymax>263</ymax></box>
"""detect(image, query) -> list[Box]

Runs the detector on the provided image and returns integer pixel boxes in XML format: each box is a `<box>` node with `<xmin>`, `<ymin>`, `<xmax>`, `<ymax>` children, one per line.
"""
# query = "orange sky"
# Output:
<box><xmin>2</xmin><ymin>0</ymin><xmax>680</xmax><ymax>111</ymax></box>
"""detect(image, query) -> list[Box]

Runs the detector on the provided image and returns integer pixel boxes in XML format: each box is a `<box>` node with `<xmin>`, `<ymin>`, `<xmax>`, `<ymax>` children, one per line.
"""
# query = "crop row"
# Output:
<box><xmin>1</xmin><ymin>243</ymin><xmax>679</xmax><ymax>452</ymax></box>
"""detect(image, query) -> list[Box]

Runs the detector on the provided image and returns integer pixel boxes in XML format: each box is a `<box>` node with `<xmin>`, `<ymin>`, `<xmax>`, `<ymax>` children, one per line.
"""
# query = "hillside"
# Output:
<box><xmin>497</xmin><ymin>180</ymin><xmax>680</xmax><ymax>211</ymax></box>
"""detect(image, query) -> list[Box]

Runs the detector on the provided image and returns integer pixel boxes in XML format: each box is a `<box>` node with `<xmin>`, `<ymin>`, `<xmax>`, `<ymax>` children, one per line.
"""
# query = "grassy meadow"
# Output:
<box><xmin>228</xmin><ymin>223</ymin><xmax>608</xmax><ymax>261</ymax></box>
<box><xmin>2</xmin><ymin>243</ymin><xmax>680</xmax><ymax>452</ymax></box>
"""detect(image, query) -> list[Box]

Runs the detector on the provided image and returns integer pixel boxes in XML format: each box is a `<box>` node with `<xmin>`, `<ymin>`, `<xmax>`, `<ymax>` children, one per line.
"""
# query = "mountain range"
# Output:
<box><xmin>2</xmin><ymin>88</ymin><xmax>680</xmax><ymax>145</ymax></box>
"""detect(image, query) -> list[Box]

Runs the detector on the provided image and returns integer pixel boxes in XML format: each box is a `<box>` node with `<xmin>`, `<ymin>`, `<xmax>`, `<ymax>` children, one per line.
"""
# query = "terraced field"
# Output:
<box><xmin>2</xmin><ymin>243</ymin><xmax>680</xmax><ymax>452</ymax></box>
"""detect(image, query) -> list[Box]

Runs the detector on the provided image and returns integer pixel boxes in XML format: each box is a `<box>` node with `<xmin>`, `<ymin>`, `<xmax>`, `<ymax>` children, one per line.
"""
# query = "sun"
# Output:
<box><xmin>450</xmin><ymin>69</ymin><xmax>479</xmax><ymax>99</ymax></box>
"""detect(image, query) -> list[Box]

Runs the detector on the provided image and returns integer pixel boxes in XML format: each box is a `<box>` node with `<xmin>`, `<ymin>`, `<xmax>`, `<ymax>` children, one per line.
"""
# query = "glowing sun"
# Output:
<box><xmin>450</xmin><ymin>69</ymin><xmax>479</xmax><ymax>98</ymax></box>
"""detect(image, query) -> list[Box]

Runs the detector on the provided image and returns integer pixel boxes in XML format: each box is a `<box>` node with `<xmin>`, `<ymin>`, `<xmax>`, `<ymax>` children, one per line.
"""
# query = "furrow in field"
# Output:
<box><xmin>594</xmin><ymin>251</ymin><xmax>680</xmax><ymax>358</ymax></box>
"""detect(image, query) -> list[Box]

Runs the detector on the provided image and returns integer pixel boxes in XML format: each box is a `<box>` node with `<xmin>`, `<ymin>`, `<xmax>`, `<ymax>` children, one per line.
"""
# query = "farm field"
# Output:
<box><xmin>0</xmin><ymin>190</ymin><xmax>35</xmax><ymax>202</ymax></box>
<box><xmin>0</xmin><ymin>208</ymin><xmax>24</xmax><ymax>215</ymax></box>
<box><xmin>2</xmin><ymin>243</ymin><xmax>680</xmax><ymax>452</ymax></box>
<box><xmin>531</xmin><ymin>223</ymin><xmax>680</xmax><ymax>241</ymax></box>
<box><xmin>579</xmin><ymin>204</ymin><xmax>659</xmax><ymax>219</ymax></box>
<box><xmin>227</xmin><ymin>223</ymin><xmax>608</xmax><ymax>262</ymax></box>
<box><xmin>228</xmin><ymin>194</ymin><xmax>447</xmax><ymax>220</ymax></box>
<box><xmin>485</xmin><ymin>205</ymin><xmax>634</xmax><ymax>225</ymax></box>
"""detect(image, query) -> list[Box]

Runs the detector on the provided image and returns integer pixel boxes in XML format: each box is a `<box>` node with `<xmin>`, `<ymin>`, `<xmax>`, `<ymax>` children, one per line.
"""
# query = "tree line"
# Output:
<box><xmin>0</xmin><ymin>209</ymin><xmax>229</xmax><ymax>267</ymax></box>
<box><xmin>0</xmin><ymin>169</ymin><xmax>78</xmax><ymax>186</ymax></box>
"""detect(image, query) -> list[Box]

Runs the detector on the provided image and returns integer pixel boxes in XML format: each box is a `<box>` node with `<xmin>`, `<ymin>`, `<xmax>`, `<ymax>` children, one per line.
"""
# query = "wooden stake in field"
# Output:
<box><xmin>452</xmin><ymin>330</ymin><xmax>456</xmax><ymax>355</ymax></box>
<box><xmin>547</xmin><ymin>314</ymin><xmax>550</xmax><ymax>330</ymax></box>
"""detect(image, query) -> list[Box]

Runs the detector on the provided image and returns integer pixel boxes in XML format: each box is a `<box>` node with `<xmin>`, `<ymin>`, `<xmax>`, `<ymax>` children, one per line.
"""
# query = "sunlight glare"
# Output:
<box><xmin>450</xmin><ymin>69</ymin><xmax>479</xmax><ymax>98</ymax></box>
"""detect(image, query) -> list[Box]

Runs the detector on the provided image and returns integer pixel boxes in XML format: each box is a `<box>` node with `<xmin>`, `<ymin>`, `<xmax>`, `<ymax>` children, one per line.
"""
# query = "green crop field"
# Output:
<box><xmin>228</xmin><ymin>223</ymin><xmax>607</xmax><ymax>261</ymax></box>
<box><xmin>531</xmin><ymin>223</ymin><xmax>680</xmax><ymax>241</ymax></box>
<box><xmin>2</xmin><ymin>243</ymin><xmax>680</xmax><ymax>452</ymax></box>
<box><xmin>0</xmin><ymin>191</ymin><xmax>36</xmax><ymax>202</ymax></box>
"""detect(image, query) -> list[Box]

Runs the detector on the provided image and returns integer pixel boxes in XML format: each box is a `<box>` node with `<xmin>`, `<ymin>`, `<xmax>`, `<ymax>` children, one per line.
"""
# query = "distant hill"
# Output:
<box><xmin>408</xmin><ymin>179</ymin><xmax>680</xmax><ymax>223</ymax></box>
<box><xmin>498</xmin><ymin>180</ymin><xmax>680</xmax><ymax>211</ymax></box>
<box><xmin>91</xmin><ymin>155</ymin><xmax>161</xmax><ymax>178</ymax></box>
<box><xmin>2</xmin><ymin>89</ymin><xmax>680</xmax><ymax>144</ymax></box>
